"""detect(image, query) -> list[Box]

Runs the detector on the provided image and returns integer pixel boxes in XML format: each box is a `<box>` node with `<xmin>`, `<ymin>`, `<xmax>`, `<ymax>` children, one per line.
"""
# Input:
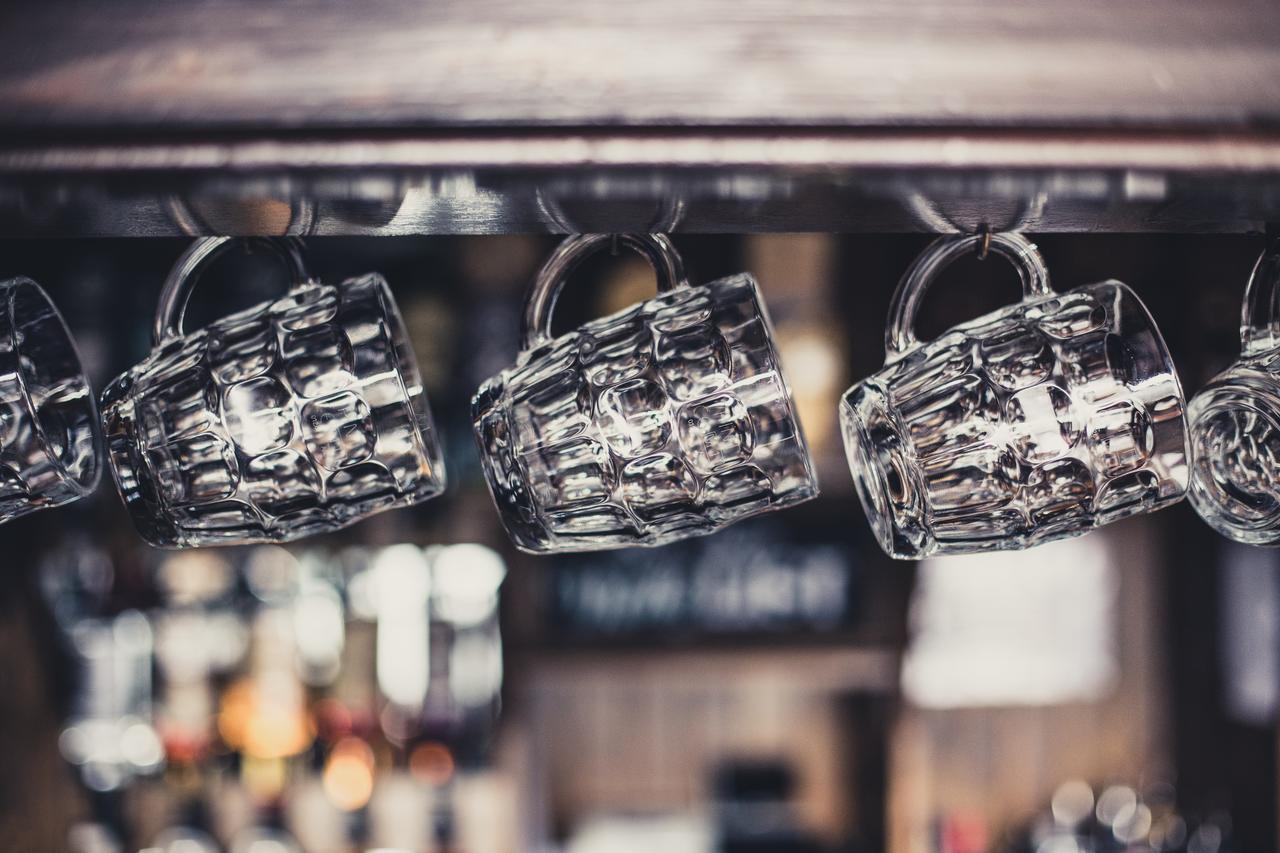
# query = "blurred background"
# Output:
<box><xmin>0</xmin><ymin>233</ymin><xmax>1272</xmax><ymax>853</ymax></box>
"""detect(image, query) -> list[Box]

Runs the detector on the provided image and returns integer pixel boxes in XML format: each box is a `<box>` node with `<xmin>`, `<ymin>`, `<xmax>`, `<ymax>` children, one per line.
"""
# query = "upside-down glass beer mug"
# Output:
<box><xmin>1188</xmin><ymin>244</ymin><xmax>1280</xmax><ymax>544</ymax></box>
<box><xmin>841</xmin><ymin>232</ymin><xmax>1188</xmax><ymax>560</ymax></box>
<box><xmin>0</xmin><ymin>277</ymin><xmax>102</xmax><ymax>522</ymax></box>
<box><xmin>101</xmin><ymin>238</ymin><xmax>446</xmax><ymax>548</ymax></box>
<box><xmin>473</xmin><ymin>233</ymin><xmax>818</xmax><ymax>553</ymax></box>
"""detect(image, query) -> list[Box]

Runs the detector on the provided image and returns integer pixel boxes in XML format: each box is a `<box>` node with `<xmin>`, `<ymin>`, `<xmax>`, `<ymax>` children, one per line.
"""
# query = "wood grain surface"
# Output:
<box><xmin>1</xmin><ymin>0</ymin><xmax>1279</xmax><ymax>132</ymax></box>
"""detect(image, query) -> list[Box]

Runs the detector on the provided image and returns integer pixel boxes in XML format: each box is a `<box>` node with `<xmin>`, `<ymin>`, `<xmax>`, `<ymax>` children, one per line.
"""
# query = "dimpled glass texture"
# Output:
<box><xmin>101</xmin><ymin>274</ymin><xmax>445</xmax><ymax>547</ymax></box>
<box><xmin>1187</xmin><ymin>356</ymin><xmax>1280</xmax><ymax>544</ymax></box>
<box><xmin>0</xmin><ymin>277</ymin><xmax>101</xmax><ymax>522</ymax></box>
<box><xmin>473</xmin><ymin>275</ymin><xmax>818</xmax><ymax>553</ymax></box>
<box><xmin>841</xmin><ymin>283</ymin><xmax>1188</xmax><ymax>559</ymax></box>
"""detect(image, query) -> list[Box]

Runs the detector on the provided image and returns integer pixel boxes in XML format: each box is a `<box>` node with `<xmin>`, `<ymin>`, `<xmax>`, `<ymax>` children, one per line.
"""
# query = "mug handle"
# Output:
<box><xmin>154</xmin><ymin>236</ymin><xmax>311</xmax><ymax>347</ymax></box>
<box><xmin>1240</xmin><ymin>241</ymin><xmax>1280</xmax><ymax>357</ymax></box>
<box><xmin>521</xmin><ymin>233</ymin><xmax>687</xmax><ymax>351</ymax></box>
<box><xmin>885</xmin><ymin>231</ymin><xmax>1053</xmax><ymax>360</ymax></box>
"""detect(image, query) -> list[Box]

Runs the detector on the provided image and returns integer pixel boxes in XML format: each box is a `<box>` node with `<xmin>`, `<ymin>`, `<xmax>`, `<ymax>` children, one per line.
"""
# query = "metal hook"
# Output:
<box><xmin>977</xmin><ymin>224</ymin><xmax>992</xmax><ymax>261</ymax></box>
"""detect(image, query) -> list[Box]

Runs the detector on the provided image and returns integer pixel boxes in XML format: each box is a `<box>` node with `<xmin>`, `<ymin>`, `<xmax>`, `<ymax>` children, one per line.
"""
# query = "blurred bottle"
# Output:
<box><xmin>711</xmin><ymin>759</ymin><xmax>824</xmax><ymax>853</ymax></box>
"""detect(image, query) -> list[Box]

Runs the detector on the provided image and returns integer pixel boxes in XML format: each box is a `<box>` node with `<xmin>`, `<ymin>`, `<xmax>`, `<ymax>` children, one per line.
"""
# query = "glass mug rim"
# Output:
<box><xmin>0</xmin><ymin>275</ymin><xmax>103</xmax><ymax>501</ymax></box>
<box><xmin>474</xmin><ymin>232</ymin><xmax>819</xmax><ymax>553</ymax></box>
<box><xmin>102</xmin><ymin>237</ymin><xmax>445</xmax><ymax>548</ymax></box>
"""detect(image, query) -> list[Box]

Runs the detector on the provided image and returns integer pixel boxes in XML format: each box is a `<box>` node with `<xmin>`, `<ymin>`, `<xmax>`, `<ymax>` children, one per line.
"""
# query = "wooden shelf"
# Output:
<box><xmin>4</xmin><ymin>0</ymin><xmax>1279</xmax><ymax>131</ymax></box>
<box><xmin>514</xmin><ymin>646</ymin><xmax>901</xmax><ymax>693</ymax></box>
<box><xmin>3</xmin><ymin>0</ymin><xmax>1280</xmax><ymax>235</ymax></box>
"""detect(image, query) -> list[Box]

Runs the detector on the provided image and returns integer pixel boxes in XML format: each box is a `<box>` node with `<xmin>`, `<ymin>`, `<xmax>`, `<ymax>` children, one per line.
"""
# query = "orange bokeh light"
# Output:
<box><xmin>322</xmin><ymin>737</ymin><xmax>376</xmax><ymax>811</ymax></box>
<box><xmin>409</xmin><ymin>741</ymin><xmax>455</xmax><ymax>786</ymax></box>
<box><xmin>217</xmin><ymin>679</ymin><xmax>312</xmax><ymax>760</ymax></box>
<box><xmin>311</xmin><ymin>697</ymin><xmax>354</xmax><ymax>743</ymax></box>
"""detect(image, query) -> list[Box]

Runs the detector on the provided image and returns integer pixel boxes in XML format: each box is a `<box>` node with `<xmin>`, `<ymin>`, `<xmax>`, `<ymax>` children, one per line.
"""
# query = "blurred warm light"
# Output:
<box><xmin>1050</xmin><ymin>780</ymin><xmax>1095</xmax><ymax>828</ymax></box>
<box><xmin>57</xmin><ymin>726</ymin><xmax>88</xmax><ymax>765</ymax></box>
<box><xmin>776</xmin><ymin>326</ymin><xmax>842</xmax><ymax>454</ymax></box>
<box><xmin>156</xmin><ymin>552</ymin><xmax>235</xmax><ymax>606</ymax></box>
<box><xmin>108</xmin><ymin>609</ymin><xmax>154</xmax><ymax>656</ymax></box>
<box><xmin>373</xmin><ymin>545</ymin><xmax>432</xmax><ymax>710</ymax></box>
<box><xmin>431</xmin><ymin>543</ymin><xmax>506</xmax><ymax>627</ymax></box>
<box><xmin>59</xmin><ymin>609</ymin><xmax>162</xmax><ymax>792</ymax></box>
<box><xmin>218</xmin><ymin>680</ymin><xmax>254</xmax><ymax>748</ymax></box>
<box><xmin>244</xmin><ymin>705</ymin><xmax>310</xmax><ymax>760</ymax></box>
<box><xmin>311</xmin><ymin>698</ymin><xmax>354</xmax><ymax>743</ymax></box>
<box><xmin>229</xmin><ymin>828</ymin><xmax>302</xmax><ymax>853</ymax></box>
<box><xmin>567</xmin><ymin>815</ymin><xmax>712</xmax><ymax>853</ymax></box>
<box><xmin>343</xmin><ymin>549</ymin><xmax>378</xmax><ymax>621</ymax></box>
<box><xmin>449</xmin><ymin>629</ymin><xmax>504</xmax><ymax>709</ymax></box>
<box><xmin>59</xmin><ymin>717</ymin><xmax>163</xmax><ymax>792</ymax></box>
<box><xmin>217</xmin><ymin>679</ymin><xmax>312</xmax><ymax>759</ymax></box>
<box><xmin>373</xmin><ymin>545</ymin><xmax>432</xmax><ymax>615</ymax></box>
<box><xmin>1113</xmin><ymin>802</ymin><xmax>1153</xmax><ymax>843</ymax></box>
<box><xmin>292</xmin><ymin>581</ymin><xmax>345</xmax><ymax>685</ymax></box>
<box><xmin>149</xmin><ymin>826</ymin><xmax>220</xmax><ymax>853</ymax></box>
<box><xmin>120</xmin><ymin>720</ymin><xmax>165</xmax><ymax>769</ymax></box>
<box><xmin>155</xmin><ymin>610</ymin><xmax>249</xmax><ymax>682</ymax></box>
<box><xmin>156</xmin><ymin>679</ymin><xmax>216</xmax><ymax>763</ymax></box>
<box><xmin>409</xmin><ymin>741</ymin><xmax>456</xmax><ymax>786</ymax></box>
<box><xmin>159</xmin><ymin>728</ymin><xmax>208</xmax><ymax>765</ymax></box>
<box><xmin>1095</xmin><ymin>784</ymin><xmax>1137</xmax><ymax>826</ymax></box>
<box><xmin>1149</xmin><ymin>815</ymin><xmax>1188</xmax><ymax>850</ymax></box>
<box><xmin>242</xmin><ymin>755</ymin><xmax>288</xmax><ymax>801</ymax></box>
<box><xmin>378</xmin><ymin>703</ymin><xmax>420</xmax><ymax>745</ymax></box>
<box><xmin>68</xmin><ymin>822</ymin><xmax>120</xmax><ymax>853</ymax></box>
<box><xmin>322</xmin><ymin>737</ymin><xmax>376</xmax><ymax>811</ymax></box>
<box><xmin>940</xmin><ymin>813</ymin><xmax>988</xmax><ymax>853</ymax></box>
<box><xmin>245</xmin><ymin>546</ymin><xmax>301</xmax><ymax>603</ymax></box>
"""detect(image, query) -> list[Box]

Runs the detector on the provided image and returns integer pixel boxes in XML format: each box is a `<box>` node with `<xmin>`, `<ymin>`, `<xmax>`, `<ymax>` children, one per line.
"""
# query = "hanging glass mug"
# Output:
<box><xmin>840</xmin><ymin>231</ymin><xmax>1188</xmax><ymax>560</ymax></box>
<box><xmin>473</xmin><ymin>233</ymin><xmax>818</xmax><ymax>553</ymax></box>
<box><xmin>1187</xmin><ymin>242</ymin><xmax>1280</xmax><ymax>544</ymax></box>
<box><xmin>101</xmin><ymin>237</ymin><xmax>446</xmax><ymax>548</ymax></box>
<box><xmin>0</xmin><ymin>276</ymin><xmax>102</xmax><ymax>523</ymax></box>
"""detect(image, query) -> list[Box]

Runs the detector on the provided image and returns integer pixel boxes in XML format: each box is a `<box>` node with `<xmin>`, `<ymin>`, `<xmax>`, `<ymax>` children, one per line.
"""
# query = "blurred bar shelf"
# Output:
<box><xmin>3</xmin><ymin>0</ymin><xmax>1280</xmax><ymax>235</ymax></box>
<box><xmin>516</xmin><ymin>647</ymin><xmax>901</xmax><ymax>693</ymax></box>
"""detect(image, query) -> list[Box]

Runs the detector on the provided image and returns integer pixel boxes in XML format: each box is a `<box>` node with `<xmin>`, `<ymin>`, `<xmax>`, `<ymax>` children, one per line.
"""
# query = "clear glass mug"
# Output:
<box><xmin>1187</xmin><ymin>243</ymin><xmax>1280</xmax><ymax>544</ymax></box>
<box><xmin>0</xmin><ymin>277</ymin><xmax>102</xmax><ymax>522</ymax></box>
<box><xmin>101</xmin><ymin>237</ymin><xmax>446</xmax><ymax>548</ymax></box>
<box><xmin>840</xmin><ymin>232</ymin><xmax>1188</xmax><ymax>560</ymax></box>
<box><xmin>472</xmin><ymin>233</ymin><xmax>818</xmax><ymax>553</ymax></box>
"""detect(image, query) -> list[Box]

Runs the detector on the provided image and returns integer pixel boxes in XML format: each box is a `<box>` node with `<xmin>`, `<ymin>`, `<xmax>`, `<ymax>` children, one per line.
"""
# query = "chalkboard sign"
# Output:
<box><xmin>549</xmin><ymin>523</ymin><xmax>858</xmax><ymax>641</ymax></box>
